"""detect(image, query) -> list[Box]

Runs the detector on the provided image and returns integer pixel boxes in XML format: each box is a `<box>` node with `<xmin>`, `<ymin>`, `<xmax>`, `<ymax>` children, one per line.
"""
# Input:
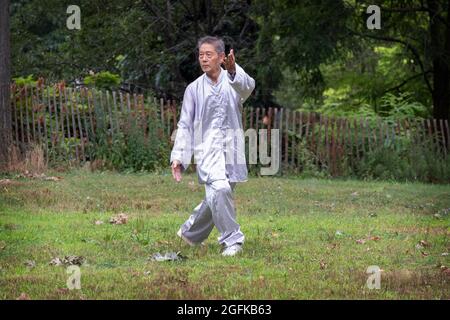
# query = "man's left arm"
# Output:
<box><xmin>227</xmin><ymin>63</ymin><xmax>256</xmax><ymax>103</ymax></box>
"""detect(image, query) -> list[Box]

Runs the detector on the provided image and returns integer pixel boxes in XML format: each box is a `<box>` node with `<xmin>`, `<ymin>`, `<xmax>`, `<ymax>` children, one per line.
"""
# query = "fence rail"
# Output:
<box><xmin>10</xmin><ymin>84</ymin><xmax>450</xmax><ymax>175</ymax></box>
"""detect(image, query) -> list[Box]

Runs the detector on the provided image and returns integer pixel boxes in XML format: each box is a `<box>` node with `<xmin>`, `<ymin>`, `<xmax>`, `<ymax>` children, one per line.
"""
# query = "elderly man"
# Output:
<box><xmin>170</xmin><ymin>36</ymin><xmax>255</xmax><ymax>257</ymax></box>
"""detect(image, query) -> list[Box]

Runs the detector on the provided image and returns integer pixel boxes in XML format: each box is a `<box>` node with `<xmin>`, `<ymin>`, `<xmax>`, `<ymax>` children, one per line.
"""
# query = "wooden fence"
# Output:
<box><xmin>10</xmin><ymin>84</ymin><xmax>450</xmax><ymax>175</ymax></box>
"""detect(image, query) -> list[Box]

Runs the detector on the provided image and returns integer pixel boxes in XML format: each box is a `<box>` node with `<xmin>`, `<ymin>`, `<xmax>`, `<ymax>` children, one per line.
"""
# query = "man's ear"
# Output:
<box><xmin>219</xmin><ymin>52</ymin><xmax>226</xmax><ymax>64</ymax></box>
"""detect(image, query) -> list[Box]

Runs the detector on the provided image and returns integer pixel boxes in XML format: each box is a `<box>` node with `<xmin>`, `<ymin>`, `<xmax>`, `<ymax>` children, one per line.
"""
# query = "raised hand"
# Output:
<box><xmin>222</xmin><ymin>49</ymin><xmax>236</xmax><ymax>74</ymax></box>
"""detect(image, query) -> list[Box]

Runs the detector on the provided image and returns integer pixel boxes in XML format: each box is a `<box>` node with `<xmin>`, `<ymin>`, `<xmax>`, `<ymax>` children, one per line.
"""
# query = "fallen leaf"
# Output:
<box><xmin>441</xmin><ymin>267</ymin><xmax>450</xmax><ymax>277</ymax></box>
<box><xmin>94</xmin><ymin>220</ymin><xmax>104</xmax><ymax>225</ymax></box>
<box><xmin>50</xmin><ymin>256</ymin><xmax>85</xmax><ymax>266</ymax></box>
<box><xmin>357</xmin><ymin>235</ymin><xmax>381</xmax><ymax>244</ymax></box>
<box><xmin>15</xmin><ymin>172</ymin><xmax>63</xmax><ymax>181</ymax></box>
<box><xmin>63</xmin><ymin>255</ymin><xmax>85</xmax><ymax>266</ymax></box>
<box><xmin>319</xmin><ymin>260</ymin><xmax>327</xmax><ymax>269</ymax></box>
<box><xmin>130</xmin><ymin>271</ymin><xmax>141</xmax><ymax>277</ymax></box>
<box><xmin>56</xmin><ymin>288</ymin><xmax>70</xmax><ymax>294</ymax></box>
<box><xmin>419</xmin><ymin>240</ymin><xmax>430</xmax><ymax>247</ymax></box>
<box><xmin>16</xmin><ymin>293</ymin><xmax>30</xmax><ymax>300</ymax></box>
<box><xmin>0</xmin><ymin>179</ymin><xmax>12</xmax><ymax>185</ymax></box>
<box><xmin>110</xmin><ymin>213</ymin><xmax>128</xmax><ymax>225</ymax></box>
<box><xmin>24</xmin><ymin>260</ymin><xmax>36</xmax><ymax>269</ymax></box>
<box><xmin>421</xmin><ymin>251</ymin><xmax>429</xmax><ymax>257</ymax></box>
<box><xmin>327</xmin><ymin>243</ymin><xmax>339</xmax><ymax>250</ymax></box>
<box><xmin>49</xmin><ymin>257</ymin><xmax>63</xmax><ymax>266</ymax></box>
<box><xmin>150</xmin><ymin>251</ymin><xmax>186</xmax><ymax>262</ymax></box>
<box><xmin>44</xmin><ymin>176</ymin><xmax>62</xmax><ymax>181</ymax></box>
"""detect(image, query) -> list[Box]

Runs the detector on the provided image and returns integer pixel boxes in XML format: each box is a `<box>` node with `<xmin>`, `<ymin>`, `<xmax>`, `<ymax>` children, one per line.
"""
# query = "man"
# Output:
<box><xmin>170</xmin><ymin>36</ymin><xmax>255</xmax><ymax>257</ymax></box>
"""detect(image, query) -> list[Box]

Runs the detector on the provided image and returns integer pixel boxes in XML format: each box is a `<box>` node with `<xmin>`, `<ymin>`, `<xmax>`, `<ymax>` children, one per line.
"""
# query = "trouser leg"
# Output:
<box><xmin>179</xmin><ymin>179</ymin><xmax>245</xmax><ymax>247</ymax></box>
<box><xmin>179</xmin><ymin>199</ymin><xmax>214</xmax><ymax>244</ymax></box>
<box><xmin>205</xmin><ymin>179</ymin><xmax>245</xmax><ymax>247</ymax></box>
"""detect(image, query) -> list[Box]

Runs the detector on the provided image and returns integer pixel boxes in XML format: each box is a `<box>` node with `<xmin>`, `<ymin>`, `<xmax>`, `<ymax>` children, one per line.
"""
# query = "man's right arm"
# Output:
<box><xmin>170</xmin><ymin>85</ymin><xmax>195</xmax><ymax>174</ymax></box>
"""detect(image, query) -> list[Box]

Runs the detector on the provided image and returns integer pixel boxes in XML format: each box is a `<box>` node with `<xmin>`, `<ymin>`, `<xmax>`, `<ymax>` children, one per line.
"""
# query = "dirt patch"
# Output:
<box><xmin>353</xmin><ymin>268</ymin><xmax>449</xmax><ymax>299</ymax></box>
<box><xmin>387</xmin><ymin>226</ymin><xmax>449</xmax><ymax>236</ymax></box>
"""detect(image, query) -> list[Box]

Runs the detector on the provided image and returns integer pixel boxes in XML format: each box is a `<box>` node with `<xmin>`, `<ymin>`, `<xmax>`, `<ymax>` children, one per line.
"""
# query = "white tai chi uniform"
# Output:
<box><xmin>170</xmin><ymin>63</ymin><xmax>255</xmax><ymax>247</ymax></box>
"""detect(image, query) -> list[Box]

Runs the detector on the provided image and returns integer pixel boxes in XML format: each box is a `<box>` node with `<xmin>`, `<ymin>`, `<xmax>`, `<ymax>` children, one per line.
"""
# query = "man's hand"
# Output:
<box><xmin>171</xmin><ymin>160</ymin><xmax>182</xmax><ymax>182</ymax></box>
<box><xmin>222</xmin><ymin>49</ymin><xmax>236</xmax><ymax>75</ymax></box>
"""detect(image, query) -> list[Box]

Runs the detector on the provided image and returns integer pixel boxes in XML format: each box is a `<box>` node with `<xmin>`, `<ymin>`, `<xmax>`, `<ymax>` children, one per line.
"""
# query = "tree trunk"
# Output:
<box><xmin>0</xmin><ymin>0</ymin><xmax>12</xmax><ymax>172</ymax></box>
<box><xmin>428</xmin><ymin>0</ymin><xmax>450</xmax><ymax>121</ymax></box>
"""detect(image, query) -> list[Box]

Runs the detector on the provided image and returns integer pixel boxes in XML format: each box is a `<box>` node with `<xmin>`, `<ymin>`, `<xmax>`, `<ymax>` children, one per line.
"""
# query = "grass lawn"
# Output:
<box><xmin>0</xmin><ymin>169</ymin><xmax>449</xmax><ymax>299</ymax></box>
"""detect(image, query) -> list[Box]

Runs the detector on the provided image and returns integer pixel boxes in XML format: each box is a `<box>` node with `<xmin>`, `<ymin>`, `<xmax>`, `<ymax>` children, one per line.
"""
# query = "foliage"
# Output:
<box><xmin>379</xmin><ymin>92</ymin><xmax>428</xmax><ymax>119</ymax></box>
<box><xmin>354</xmin><ymin>135</ymin><xmax>450</xmax><ymax>183</ymax></box>
<box><xmin>12</xmin><ymin>74</ymin><xmax>37</xmax><ymax>86</ymax></box>
<box><xmin>294</xmin><ymin>139</ymin><xmax>330</xmax><ymax>179</ymax></box>
<box><xmin>83</xmin><ymin>71</ymin><xmax>122</xmax><ymax>91</ymax></box>
<box><xmin>92</xmin><ymin>97</ymin><xmax>170</xmax><ymax>172</ymax></box>
<box><xmin>10</xmin><ymin>0</ymin><xmax>449</xmax><ymax>118</ymax></box>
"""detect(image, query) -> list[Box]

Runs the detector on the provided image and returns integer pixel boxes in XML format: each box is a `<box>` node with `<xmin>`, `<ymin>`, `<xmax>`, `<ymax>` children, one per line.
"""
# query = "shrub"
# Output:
<box><xmin>92</xmin><ymin>96</ymin><xmax>170</xmax><ymax>172</ymax></box>
<box><xmin>84</xmin><ymin>71</ymin><xmax>122</xmax><ymax>91</ymax></box>
<box><xmin>354</xmin><ymin>135</ymin><xmax>450</xmax><ymax>183</ymax></box>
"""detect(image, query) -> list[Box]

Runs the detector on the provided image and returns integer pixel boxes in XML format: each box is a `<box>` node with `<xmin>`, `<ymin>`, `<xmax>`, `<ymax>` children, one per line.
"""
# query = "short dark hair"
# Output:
<box><xmin>197</xmin><ymin>36</ymin><xmax>225</xmax><ymax>54</ymax></box>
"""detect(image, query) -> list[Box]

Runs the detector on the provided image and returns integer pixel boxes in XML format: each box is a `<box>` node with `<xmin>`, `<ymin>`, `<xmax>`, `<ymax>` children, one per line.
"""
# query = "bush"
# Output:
<box><xmin>84</xmin><ymin>71</ymin><xmax>122</xmax><ymax>91</ymax></box>
<box><xmin>294</xmin><ymin>140</ymin><xmax>330</xmax><ymax>178</ymax></box>
<box><xmin>12</xmin><ymin>75</ymin><xmax>37</xmax><ymax>87</ymax></box>
<box><xmin>91</xmin><ymin>95</ymin><xmax>170</xmax><ymax>172</ymax></box>
<box><xmin>354</xmin><ymin>135</ymin><xmax>450</xmax><ymax>183</ymax></box>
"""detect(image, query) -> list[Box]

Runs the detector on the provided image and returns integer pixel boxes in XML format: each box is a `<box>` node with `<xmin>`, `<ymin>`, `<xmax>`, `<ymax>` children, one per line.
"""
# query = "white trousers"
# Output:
<box><xmin>178</xmin><ymin>179</ymin><xmax>245</xmax><ymax>247</ymax></box>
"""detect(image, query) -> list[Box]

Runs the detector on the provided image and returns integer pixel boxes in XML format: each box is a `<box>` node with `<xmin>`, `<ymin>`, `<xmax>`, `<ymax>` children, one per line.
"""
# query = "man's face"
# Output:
<box><xmin>198</xmin><ymin>43</ymin><xmax>225</xmax><ymax>74</ymax></box>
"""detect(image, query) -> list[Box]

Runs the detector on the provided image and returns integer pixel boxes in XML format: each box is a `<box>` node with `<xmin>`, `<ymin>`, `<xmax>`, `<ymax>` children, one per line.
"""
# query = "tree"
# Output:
<box><xmin>10</xmin><ymin>0</ymin><xmax>448</xmax><ymax>120</ymax></box>
<box><xmin>0</xmin><ymin>0</ymin><xmax>12</xmax><ymax>172</ymax></box>
<box><xmin>347</xmin><ymin>0</ymin><xmax>450</xmax><ymax>120</ymax></box>
<box><xmin>10</xmin><ymin>0</ymin><xmax>259</xmax><ymax>100</ymax></box>
<box><xmin>428</xmin><ymin>0</ymin><xmax>450</xmax><ymax>120</ymax></box>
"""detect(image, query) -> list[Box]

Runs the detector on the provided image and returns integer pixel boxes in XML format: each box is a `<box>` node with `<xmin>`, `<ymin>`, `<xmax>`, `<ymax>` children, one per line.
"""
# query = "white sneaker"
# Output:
<box><xmin>177</xmin><ymin>228</ymin><xmax>201</xmax><ymax>247</ymax></box>
<box><xmin>222</xmin><ymin>244</ymin><xmax>243</xmax><ymax>257</ymax></box>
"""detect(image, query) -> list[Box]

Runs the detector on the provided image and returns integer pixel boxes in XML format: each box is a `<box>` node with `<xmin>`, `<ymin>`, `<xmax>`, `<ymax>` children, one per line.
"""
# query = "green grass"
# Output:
<box><xmin>0</xmin><ymin>169</ymin><xmax>449</xmax><ymax>299</ymax></box>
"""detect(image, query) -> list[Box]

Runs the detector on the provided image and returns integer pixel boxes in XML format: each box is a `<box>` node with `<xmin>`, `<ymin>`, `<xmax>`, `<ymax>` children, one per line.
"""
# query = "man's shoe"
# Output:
<box><xmin>177</xmin><ymin>228</ymin><xmax>196</xmax><ymax>246</ymax></box>
<box><xmin>222</xmin><ymin>244</ymin><xmax>243</xmax><ymax>257</ymax></box>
